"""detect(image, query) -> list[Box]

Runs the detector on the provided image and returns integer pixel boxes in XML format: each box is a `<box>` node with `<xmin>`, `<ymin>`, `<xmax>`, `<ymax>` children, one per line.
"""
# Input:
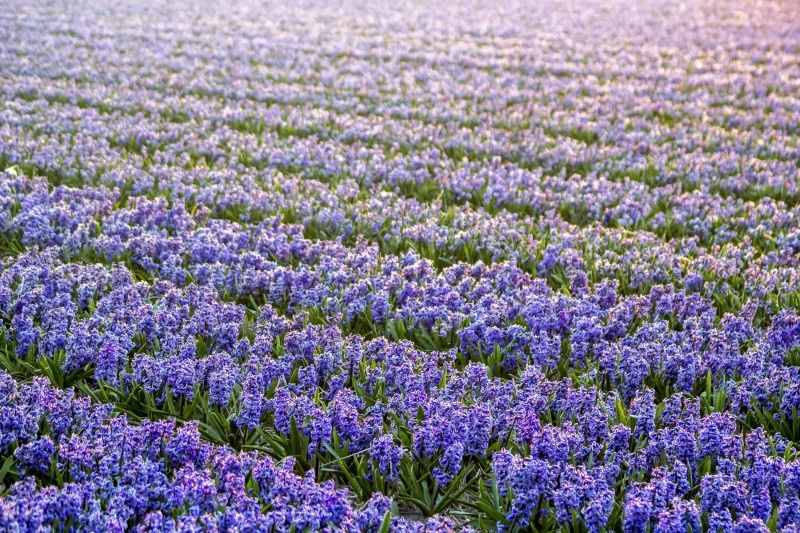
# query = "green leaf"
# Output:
<box><xmin>377</xmin><ymin>511</ymin><xmax>392</xmax><ymax>533</ymax></box>
<box><xmin>0</xmin><ymin>456</ymin><xmax>15</xmax><ymax>483</ymax></box>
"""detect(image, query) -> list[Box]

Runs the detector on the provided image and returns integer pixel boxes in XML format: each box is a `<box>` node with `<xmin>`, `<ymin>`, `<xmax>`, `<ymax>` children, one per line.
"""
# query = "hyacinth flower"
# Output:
<box><xmin>2</xmin><ymin>0</ymin><xmax>800</xmax><ymax>530</ymax></box>
<box><xmin>0</xmin><ymin>371</ymin><xmax>473</xmax><ymax>531</ymax></box>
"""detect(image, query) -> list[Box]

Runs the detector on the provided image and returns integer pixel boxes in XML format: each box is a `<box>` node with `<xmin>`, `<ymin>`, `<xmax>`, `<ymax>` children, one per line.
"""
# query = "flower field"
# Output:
<box><xmin>1</xmin><ymin>0</ymin><xmax>800</xmax><ymax>530</ymax></box>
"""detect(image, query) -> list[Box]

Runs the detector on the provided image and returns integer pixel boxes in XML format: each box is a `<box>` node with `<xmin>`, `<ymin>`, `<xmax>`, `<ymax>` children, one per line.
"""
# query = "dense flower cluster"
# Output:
<box><xmin>0</xmin><ymin>371</ymin><xmax>457</xmax><ymax>531</ymax></box>
<box><xmin>1</xmin><ymin>0</ymin><xmax>800</xmax><ymax>530</ymax></box>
